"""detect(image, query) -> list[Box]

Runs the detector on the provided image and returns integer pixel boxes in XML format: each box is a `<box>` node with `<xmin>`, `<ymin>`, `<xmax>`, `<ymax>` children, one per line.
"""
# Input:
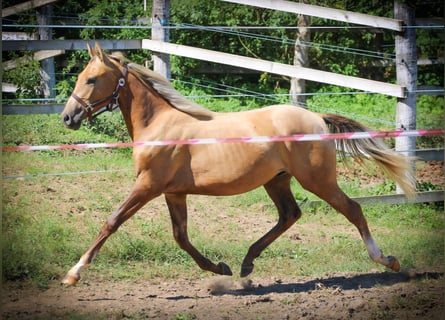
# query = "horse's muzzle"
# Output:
<box><xmin>61</xmin><ymin>107</ymin><xmax>85</xmax><ymax>130</ymax></box>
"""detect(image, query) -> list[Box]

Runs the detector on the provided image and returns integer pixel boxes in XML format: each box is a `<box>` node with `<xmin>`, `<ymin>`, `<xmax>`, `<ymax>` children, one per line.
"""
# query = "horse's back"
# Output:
<box><xmin>234</xmin><ymin>104</ymin><xmax>329</xmax><ymax>136</ymax></box>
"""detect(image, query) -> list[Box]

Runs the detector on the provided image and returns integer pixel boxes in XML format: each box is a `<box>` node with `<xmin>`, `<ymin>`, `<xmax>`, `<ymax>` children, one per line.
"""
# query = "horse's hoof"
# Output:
<box><xmin>387</xmin><ymin>256</ymin><xmax>400</xmax><ymax>272</ymax></box>
<box><xmin>217</xmin><ymin>262</ymin><xmax>233</xmax><ymax>276</ymax></box>
<box><xmin>240</xmin><ymin>264</ymin><xmax>254</xmax><ymax>278</ymax></box>
<box><xmin>61</xmin><ymin>273</ymin><xmax>80</xmax><ymax>286</ymax></box>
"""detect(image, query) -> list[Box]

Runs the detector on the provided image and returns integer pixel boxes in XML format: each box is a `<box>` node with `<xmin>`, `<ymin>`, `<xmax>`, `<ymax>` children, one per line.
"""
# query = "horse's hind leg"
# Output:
<box><xmin>241</xmin><ymin>172</ymin><xmax>301</xmax><ymax>277</ymax></box>
<box><xmin>295</xmin><ymin>157</ymin><xmax>400</xmax><ymax>272</ymax></box>
<box><xmin>316</xmin><ymin>186</ymin><xmax>399</xmax><ymax>271</ymax></box>
<box><xmin>165</xmin><ymin>193</ymin><xmax>233</xmax><ymax>276</ymax></box>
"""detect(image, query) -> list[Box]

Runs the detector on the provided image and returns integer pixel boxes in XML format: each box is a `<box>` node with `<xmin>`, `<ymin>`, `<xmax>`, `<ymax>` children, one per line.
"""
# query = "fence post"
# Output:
<box><xmin>151</xmin><ymin>0</ymin><xmax>171</xmax><ymax>80</ymax></box>
<box><xmin>394</xmin><ymin>0</ymin><xmax>417</xmax><ymax>194</ymax></box>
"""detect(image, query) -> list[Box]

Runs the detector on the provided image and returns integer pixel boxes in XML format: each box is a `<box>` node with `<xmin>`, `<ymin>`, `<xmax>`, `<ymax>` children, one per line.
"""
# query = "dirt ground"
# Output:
<box><xmin>2</xmin><ymin>270</ymin><xmax>444</xmax><ymax>320</ymax></box>
<box><xmin>416</xmin><ymin>161</ymin><xmax>444</xmax><ymax>187</ymax></box>
<box><xmin>2</xmin><ymin>162</ymin><xmax>444</xmax><ymax>320</ymax></box>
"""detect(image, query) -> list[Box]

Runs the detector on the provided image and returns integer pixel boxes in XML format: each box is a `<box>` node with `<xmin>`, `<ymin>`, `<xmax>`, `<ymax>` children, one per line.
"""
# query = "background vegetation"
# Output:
<box><xmin>2</xmin><ymin>1</ymin><xmax>444</xmax><ymax>108</ymax></box>
<box><xmin>2</xmin><ymin>0</ymin><xmax>443</xmax><ymax>143</ymax></box>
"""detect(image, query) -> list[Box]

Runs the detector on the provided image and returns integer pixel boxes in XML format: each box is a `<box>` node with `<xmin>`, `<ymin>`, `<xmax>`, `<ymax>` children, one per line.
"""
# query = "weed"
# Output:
<box><xmin>173</xmin><ymin>313</ymin><xmax>197</xmax><ymax>320</ymax></box>
<box><xmin>418</xmin><ymin>181</ymin><xmax>442</xmax><ymax>191</ymax></box>
<box><xmin>370</xmin><ymin>309</ymin><xmax>393</xmax><ymax>320</ymax></box>
<box><xmin>280</xmin><ymin>295</ymin><xmax>301</xmax><ymax>305</ymax></box>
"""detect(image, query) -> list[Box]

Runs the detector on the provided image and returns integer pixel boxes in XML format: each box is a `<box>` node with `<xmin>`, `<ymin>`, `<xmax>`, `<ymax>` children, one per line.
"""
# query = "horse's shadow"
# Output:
<box><xmin>232</xmin><ymin>271</ymin><xmax>443</xmax><ymax>296</ymax></box>
<box><xmin>165</xmin><ymin>271</ymin><xmax>443</xmax><ymax>300</ymax></box>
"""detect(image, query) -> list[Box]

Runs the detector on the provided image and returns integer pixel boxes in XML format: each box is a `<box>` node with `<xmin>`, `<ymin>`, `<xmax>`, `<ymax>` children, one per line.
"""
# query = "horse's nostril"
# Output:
<box><xmin>63</xmin><ymin>114</ymin><xmax>71</xmax><ymax>125</ymax></box>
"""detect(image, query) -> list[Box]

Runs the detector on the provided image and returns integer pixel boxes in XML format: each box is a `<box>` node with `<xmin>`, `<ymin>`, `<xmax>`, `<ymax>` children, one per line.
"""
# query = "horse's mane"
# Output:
<box><xmin>109</xmin><ymin>52</ymin><xmax>214</xmax><ymax>120</ymax></box>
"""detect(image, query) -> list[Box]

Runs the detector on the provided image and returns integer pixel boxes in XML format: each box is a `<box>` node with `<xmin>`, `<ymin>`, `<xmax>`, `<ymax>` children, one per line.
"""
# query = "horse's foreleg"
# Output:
<box><xmin>241</xmin><ymin>173</ymin><xmax>301</xmax><ymax>277</ymax></box>
<box><xmin>62</xmin><ymin>182</ymin><xmax>156</xmax><ymax>286</ymax></box>
<box><xmin>165</xmin><ymin>193</ymin><xmax>233</xmax><ymax>276</ymax></box>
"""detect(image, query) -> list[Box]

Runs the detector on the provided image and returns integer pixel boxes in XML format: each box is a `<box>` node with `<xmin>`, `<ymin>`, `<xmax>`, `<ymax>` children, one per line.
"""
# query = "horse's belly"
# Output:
<box><xmin>185</xmin><ymin>143</ymin><xmax>285</xmax><ymax>195</ymax></box>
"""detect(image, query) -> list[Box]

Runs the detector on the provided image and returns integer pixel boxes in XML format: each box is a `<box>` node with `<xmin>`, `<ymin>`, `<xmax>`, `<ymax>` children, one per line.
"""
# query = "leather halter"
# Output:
<box><xmin>70</xmin><ymin>63</ymin><xmax>128</xmax><ymax>122</ymax></box>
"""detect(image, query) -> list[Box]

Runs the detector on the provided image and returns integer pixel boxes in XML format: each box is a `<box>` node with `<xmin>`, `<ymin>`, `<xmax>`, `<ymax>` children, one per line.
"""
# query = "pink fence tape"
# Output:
<box><xmin>2</xmin><ymin>129</ymin><xmax>443</xmax><ymax>152</ymax></box>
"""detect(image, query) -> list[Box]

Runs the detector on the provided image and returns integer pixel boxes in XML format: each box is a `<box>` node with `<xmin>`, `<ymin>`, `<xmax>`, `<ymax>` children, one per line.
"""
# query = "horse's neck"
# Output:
<box><xmin>119</xmin><ymin>75</ymin><xmax>175</xmax><ymax>141</ymax></box>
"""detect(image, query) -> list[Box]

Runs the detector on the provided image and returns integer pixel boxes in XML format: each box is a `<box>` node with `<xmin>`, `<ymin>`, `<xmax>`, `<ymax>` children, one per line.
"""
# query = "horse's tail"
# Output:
<box><xmin>322</xmin><ymin>114</ymin><xmax>416</xmax><ymax>199</ymax></box>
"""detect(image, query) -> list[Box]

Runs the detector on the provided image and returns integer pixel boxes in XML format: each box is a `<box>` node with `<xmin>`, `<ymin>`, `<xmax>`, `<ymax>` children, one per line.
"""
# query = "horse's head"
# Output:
<box><xmin>61</xmin><ymin>42</ymin><xmax>127</xmax><ymax>130</ymax></box>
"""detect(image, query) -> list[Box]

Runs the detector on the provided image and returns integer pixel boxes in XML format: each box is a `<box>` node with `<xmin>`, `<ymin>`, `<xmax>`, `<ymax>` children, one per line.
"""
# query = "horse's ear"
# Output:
<box><xmin>94</xmin><ymin>42</ymin><xmax>109</xmax><ymax>63</ymax></box>
<box><xmin>87</xmin><ymin>42</ymin><xmax>96</xmax><ymax>58</ymax></box>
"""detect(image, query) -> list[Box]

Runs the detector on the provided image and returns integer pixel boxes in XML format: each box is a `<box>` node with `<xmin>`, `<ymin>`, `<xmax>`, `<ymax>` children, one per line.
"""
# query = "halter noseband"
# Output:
<box><xmin>70</xmin><ymin>63</ymin><xmax>128</xmax><ymax>122</ymax></box>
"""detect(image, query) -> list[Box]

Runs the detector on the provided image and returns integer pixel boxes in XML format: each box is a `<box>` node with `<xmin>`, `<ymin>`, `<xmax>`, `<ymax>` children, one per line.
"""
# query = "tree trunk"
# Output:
<box><xmin>36</xmin><ymin>4</ymin><xmax>54</xmax><ymax>99</ymax></box>
<box><xmin>290</xmin><ymin>0</ymin><xmax>310</xmax><ymax>107</ymax></box>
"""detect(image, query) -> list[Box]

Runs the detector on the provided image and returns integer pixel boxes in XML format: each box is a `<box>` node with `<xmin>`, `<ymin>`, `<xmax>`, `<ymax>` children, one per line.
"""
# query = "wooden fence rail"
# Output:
<box><xmin>306</xmin><ymin>191</ymin><xmax>444</xmax><ymax>208</ymax></box>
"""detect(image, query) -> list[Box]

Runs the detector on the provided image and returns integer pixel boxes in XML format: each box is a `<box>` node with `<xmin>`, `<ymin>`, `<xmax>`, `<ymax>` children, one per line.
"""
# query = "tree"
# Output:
<box><xmin>290</xmin><ymin>0</ymin><xmax>310</xmax><ymax>106</ymax></box>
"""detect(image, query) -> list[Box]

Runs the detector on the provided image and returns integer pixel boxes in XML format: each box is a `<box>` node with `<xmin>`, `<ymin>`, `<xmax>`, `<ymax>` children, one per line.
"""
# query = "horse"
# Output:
<box><xmin>60</xmin><ymin>42</ymin><xmax>415</xmax><ymax>286</ymax></box>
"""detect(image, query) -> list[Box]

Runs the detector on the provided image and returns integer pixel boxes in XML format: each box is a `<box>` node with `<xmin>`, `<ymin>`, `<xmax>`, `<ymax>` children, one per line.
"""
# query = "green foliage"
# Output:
<box><xmin>171</xmin><ymin>0</ymin><xmax>296</xmax><ymax>61</ymax></box>
<box><xmin>170</xmin><ymin>0</ymin><xmax>298</xmax><ymax>94</ymax></box>
<box><xmin>171</xmin><ymin>78</ymin><xmax>266</xmax><ymax>112</ymax></box>
<box><xmin>173</xmin><ymin>313</ymin><xmax>197</xmax><ymax>320</ymax></box>
<box><xmin>78</xmin><ymin>0</ymin><xmax>147</xmax><ymax>42</ymax></box>
<box><xmin>416</xmin><ymin>95</ymin><xmax>444</xmax><ymax>148</ymax></box>
<box><xmin>305</xmin><ymin>89</ymin><xmax>443</xmax><ymax>149</ymax></box>
<box><xmin>418</xmin><ymin>181</ymin><xmax>444</xmax><ymax>192</ymax></box>
<box><xmin>3</xmin><ymin>0</ymin><xmax>443</xmax><ymax>104</ymax></box>
<box><xmin>417</xmin><ymin>95</ymin><xmax>444</xmax><ymax>130</ymax></box>
<box><xmin>2</xmin><ymin>52</ymin><xmax>42</xmax><ymax>100</ymax></box>
<box><xmin>54</xmin><ymin>77</ymin><xmax>77</xmax><ymax>102</ymax></box>
<box><xmin>54</xmin><ymin>50</ymin><xmax>92</xmax><ymax>101</ymax></box>
<box><xmin>2</xmin><ymin>114</ymin><xmax>118</xmax><ymax>146</ymax></box>
<box><xmin>39</xmin><ymin>0</ymin><xmax>150</xmax><ymax>49</ymax></box>
<box><xmin>308</xmin><ymin>89</ymin><xmax>396</xmax><ymax>129</ymax></box>
<box><xmin>86</xmin><ymin>111</ymin><xmax>131</xmax><ymax>142</ymax></box>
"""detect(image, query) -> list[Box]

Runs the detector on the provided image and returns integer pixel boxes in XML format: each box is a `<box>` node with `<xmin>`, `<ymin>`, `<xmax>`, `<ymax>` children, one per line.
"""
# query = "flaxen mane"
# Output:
<box><xmin>110</xmin><ymin>52</ymin><xmax>214</xmax><ymax>120</ymax></box>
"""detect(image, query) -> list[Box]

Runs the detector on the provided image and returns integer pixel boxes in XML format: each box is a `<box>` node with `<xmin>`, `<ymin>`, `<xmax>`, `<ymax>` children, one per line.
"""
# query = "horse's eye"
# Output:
<box><xmin>86</xmin><ymin>77</ymin><xmax>96</xmax><ymax>85</ymax></box>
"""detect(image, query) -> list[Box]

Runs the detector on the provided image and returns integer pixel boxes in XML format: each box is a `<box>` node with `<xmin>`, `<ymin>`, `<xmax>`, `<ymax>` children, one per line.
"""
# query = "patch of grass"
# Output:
<box><xmin>2</xmin><ymin>203</ymin><xmax>83</xmax><ymax>288</ymax></box>
<box><xmin>3</xmin><ymin>151</ymin><xmax>132</xmax><ymax>180</ymax></box>
<box><xmin>3</xmin><ymin>114</ymin><xmax>104</xmax><ymax>146</ymax></box>
<box><xmin>173</xmin><ymin>313</ymin><xmax>197</xmax><ymax>320</ymax></box>
<box><xmin>40</xmin><ymin>313</ymin><xmax>112</xmax><ymax>320</ymax></box>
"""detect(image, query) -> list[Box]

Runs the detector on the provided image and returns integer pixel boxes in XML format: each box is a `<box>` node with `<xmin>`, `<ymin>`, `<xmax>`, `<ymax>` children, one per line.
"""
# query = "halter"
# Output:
<box><xmin>70</xmin><ymin>63</ymin><xmax>128</xmax><ymax>122</ymax></box>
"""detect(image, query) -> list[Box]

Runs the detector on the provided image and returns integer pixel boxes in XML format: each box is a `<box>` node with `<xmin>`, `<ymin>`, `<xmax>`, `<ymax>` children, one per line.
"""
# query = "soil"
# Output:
<box><xmin>339</xmin><ymin>160</ymin><xmax>444</xmax><ymax>187</ymax></box>
<box><xmin>416</xmin><ymin>161</ymin><xmax>444</xmax><ymax>187</ymax></box>
<box><xmin>2</xmin><ymin>161</ymin><xmax>443</xmax><ymax>320</ymax></box>
<box><xmin>2</xmin><ymin>271</ymin><xmax>444</xmax><ymax>320</ymax></box>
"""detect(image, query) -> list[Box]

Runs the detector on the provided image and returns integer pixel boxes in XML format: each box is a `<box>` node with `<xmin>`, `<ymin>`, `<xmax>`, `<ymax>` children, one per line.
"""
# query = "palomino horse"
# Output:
<box><xmin>61</xmin><ymin>43</ymin><xmax>415</xmax><ymax>285</ymax></box>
